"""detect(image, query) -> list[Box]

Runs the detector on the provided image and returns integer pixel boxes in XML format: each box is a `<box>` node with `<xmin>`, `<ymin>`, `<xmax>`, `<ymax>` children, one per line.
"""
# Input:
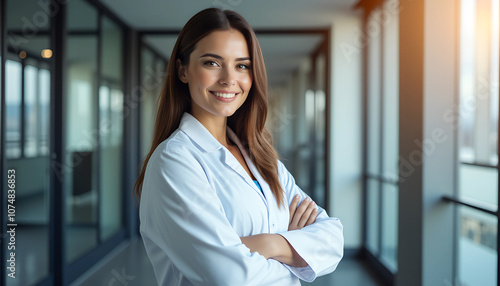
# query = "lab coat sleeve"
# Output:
<box><xmin>276</xmin><ymin>160</ymin><xmax>344</xmax><ymax>282</ymax></box>
<box><xmin>139</xmin><ymin>143</ymin><xmax>297</xmax><ymax>286</ymax></box>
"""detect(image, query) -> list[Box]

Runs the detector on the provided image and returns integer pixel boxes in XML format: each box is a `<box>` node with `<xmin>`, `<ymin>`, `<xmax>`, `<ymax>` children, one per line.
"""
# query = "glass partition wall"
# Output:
<box><xmin>139</xmin><ymin>35</ymin><xmax>171</xmax><ymax>160</ymax></box>
<box><xmin>257</xmin><ymin>33</ymin><xmax>329</xmax><ymax>209</ymax></box>
<box><xmin>63</xmin><ymin>0</ymin><xmax>126</xmax><ymax>275</ymax></box>
<box><xmin>4</xmin><ymin>1</ymin><xmax>52</xmax><ymax>285</ymax></box>
<box><xmin>1</xmin><ymin>0</ymin><xmax>128</xmax><ymax>284</ymax></box>
<box><xmin>64</xmin><ymin>0</ymin><xmax>125</xmax><ymax>264</ymax></box>
<box><xmin>64</xmin><ymin>0</ymin><xmax>100</xmax><ymax>263</ymax></box>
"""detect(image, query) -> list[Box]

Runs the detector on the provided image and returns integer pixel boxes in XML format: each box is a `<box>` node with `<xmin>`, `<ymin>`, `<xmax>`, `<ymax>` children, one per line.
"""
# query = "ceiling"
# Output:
<box><xmin>99</xmin><ymin>0</ymin><xmax>358</xmax><ymax>86</ymax></box>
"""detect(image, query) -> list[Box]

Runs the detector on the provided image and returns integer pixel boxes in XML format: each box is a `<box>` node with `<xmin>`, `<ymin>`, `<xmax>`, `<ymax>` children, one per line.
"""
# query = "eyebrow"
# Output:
<box><xmin>200</xmin><ymin>53</ymin><xmax>251</xmax><ymax>61</ymax></box>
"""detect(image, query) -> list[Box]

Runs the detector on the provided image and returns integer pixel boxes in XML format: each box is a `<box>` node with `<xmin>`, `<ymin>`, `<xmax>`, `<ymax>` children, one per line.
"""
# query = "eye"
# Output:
<box><xmin>237</xmin><ymin>63</ymin><xmax>251</xmax><ymax>70</ymax></box>
<box><xmin>204</xmin><ymin>60</ymin><xmax>219</xmax><ymax>67</ymax></box>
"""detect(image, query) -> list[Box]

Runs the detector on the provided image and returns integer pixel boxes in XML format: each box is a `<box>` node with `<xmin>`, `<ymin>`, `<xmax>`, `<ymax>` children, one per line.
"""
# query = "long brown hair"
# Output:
<box><xmin>133</xmin><ymin>8</ymin><xmax>284</xmax><ymax>208</ymax></box>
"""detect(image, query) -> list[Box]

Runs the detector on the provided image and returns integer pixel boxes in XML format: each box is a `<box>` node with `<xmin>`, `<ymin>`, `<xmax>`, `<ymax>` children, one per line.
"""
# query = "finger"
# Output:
<box><xmin>305</xmin><ymin>207</ymin><xmax>318</xmax><ymax>226</ymax></box>
<box><xmin>297</xmin><ymin>201</ymin><xmax>316</xmax><ymax>228</ymax></box>
<box><xmin>289</xmin><ymin>195</ymin><xmax>300</xmax><ymax>224</ymax></box>
<box><xmin>290</xmin><ymin>197</ymin><xmax>311</xmax><ymax>228</ymax></box>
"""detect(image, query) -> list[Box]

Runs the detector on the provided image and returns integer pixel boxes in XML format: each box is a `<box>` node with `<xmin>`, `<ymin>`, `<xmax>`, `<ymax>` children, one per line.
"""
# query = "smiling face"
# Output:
<box><xmin>178</xmin><ymin>29</ymin><xmax>253</xmax><ymax>123</ymax></box>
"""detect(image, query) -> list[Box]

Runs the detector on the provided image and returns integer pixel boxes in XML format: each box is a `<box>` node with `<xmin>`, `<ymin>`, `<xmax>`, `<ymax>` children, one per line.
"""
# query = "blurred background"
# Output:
<box><xmin>0</xmin><ymin>0</ymin><xmax>498</xmax><ymax>285</ymax></box>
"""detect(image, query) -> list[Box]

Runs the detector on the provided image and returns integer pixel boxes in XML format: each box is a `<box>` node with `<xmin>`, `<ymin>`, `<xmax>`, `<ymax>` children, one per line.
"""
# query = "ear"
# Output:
<box><xmin>177</xmin><ymin>59</ymin><xmax>188</xmax><ymax>83</ymax></box>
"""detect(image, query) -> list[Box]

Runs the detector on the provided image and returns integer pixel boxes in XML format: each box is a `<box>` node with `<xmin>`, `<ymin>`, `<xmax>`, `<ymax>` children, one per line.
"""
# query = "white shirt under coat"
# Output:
<box><xmin>139</xmin><ymin>112</ymin><xmax>344</xmax><ymax>286</ymax></box>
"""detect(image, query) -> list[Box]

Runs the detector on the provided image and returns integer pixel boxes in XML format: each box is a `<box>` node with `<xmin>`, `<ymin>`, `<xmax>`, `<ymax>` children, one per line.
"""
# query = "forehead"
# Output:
<box><xmin>193</xmin><ymin>29</ymin><xmax>250</xmax><ymax>57</ymax></box>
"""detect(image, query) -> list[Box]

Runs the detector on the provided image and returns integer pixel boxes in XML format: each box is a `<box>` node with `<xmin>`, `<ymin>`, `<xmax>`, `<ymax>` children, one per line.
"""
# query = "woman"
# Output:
<box><xmin>134</xmin><ymin>8</ymin><xmax>343</xmax><ymax>286</ymax></box>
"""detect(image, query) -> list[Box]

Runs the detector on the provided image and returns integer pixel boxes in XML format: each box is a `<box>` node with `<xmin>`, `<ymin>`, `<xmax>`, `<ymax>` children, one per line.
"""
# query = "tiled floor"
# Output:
<box><xmin>71</xmin><ymin>238</ymin><xmax>387</xmax><ymax>286</ymax></box>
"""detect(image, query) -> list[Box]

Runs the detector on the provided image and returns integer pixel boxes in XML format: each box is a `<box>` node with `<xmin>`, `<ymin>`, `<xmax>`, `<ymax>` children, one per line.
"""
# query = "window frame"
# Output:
<box><xmin>360</xmin><ymin>1</ymin><xmax>400</xmax><ymax>283</ymax></box>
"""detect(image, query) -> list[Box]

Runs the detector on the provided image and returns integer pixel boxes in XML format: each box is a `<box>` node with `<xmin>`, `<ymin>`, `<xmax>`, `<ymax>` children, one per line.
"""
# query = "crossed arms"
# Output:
<box><xmin>240</xmin><ymin>194</ymin><xmax>319</xmax><ymax>267</ymax></box>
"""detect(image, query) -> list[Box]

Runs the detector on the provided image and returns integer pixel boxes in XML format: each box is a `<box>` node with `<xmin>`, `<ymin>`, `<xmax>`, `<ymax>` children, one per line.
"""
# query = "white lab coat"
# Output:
<box><xmin>139</xmin><ymin>112</ymin><xmax>344</xmax><ymax>286</ymax></box>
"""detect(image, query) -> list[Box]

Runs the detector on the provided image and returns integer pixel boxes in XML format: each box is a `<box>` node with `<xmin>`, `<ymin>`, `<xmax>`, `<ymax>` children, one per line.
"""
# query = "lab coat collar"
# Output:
<box><xmin>178</xmin><ymin>112</ymin><xmax>270</xmax><ymax>205</ymax></box>
<box><xmin>178</xmin><ymin>112</ymin><xmax>223</xmax><ymax>153</ymax></box>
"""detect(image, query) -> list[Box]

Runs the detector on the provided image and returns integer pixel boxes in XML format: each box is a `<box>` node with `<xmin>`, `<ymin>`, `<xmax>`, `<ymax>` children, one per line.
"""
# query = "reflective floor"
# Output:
<box><xmin>302</xmin><ymin>257</ymin><xmax>386</xmax><ymax>286</ymax></box>
<box><xmin>71</xmin><ymin>238</ymin><xmax>386</xmax><ymax>286</ymax></box>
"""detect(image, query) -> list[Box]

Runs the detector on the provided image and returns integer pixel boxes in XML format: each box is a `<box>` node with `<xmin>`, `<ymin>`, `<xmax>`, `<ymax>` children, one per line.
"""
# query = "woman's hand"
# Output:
<box><xmin>288</xmin><ymin>195</ymin><xmax>318</xmax><ymax>231</ymax></box>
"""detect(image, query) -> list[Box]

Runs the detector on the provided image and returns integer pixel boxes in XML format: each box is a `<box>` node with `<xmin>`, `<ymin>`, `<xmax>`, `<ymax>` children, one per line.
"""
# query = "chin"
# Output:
<box><xmin>217</xmin><ymin>110</ymin><xmax>238</xmax><ymax>118</ymax></box>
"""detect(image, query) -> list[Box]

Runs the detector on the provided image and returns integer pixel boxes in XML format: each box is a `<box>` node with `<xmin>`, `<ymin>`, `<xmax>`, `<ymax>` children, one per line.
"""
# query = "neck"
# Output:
<box><xmin>190</xmin><ymin>111</ymin><xmax>231</xmax><ymax>148</ymax></box>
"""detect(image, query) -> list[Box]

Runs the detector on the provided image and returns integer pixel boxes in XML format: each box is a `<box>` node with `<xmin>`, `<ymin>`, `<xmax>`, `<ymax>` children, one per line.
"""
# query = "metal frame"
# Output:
<box><xmin>377</xmin><ymin>6</ymin><xmax>385</xmax><ymax>260</ymax></box>
<box><xmin>96</xmin><ymin>8</ymin><xmax>102</xmax><ymax>248</ymax></box>
<box><xmin>324</xmin><ymin>28</ymin><xmax>332</xmax><ymax>214</ymax></box>
<box><xmin>121</xmin><ymin>24</ymin><xmax>134</xmax><ymax>239</ymax></box>
<box><xmin>136</xmin><ymin>33</ymin><xmax>144</xmax><ymax>186</ymax></box>
<box><xmin>49</xmin><ymin>0</ymin><xmax>66</xmax><ymax>284</ymax></box>
<box><xmin>84</xmin><ymin>0</ymin><xmax>128</xmax><ymax>29</ymax></box>
<box><xmin>20</xmin><ymin>55</ymin><xmax>25</xmax><ymax>157</ymax></box>
<box><xmin>442</xmin><ymin>196</ymin><xmax>496</xmax><ymax>216</ymax></box>
<box><xmin>452</xmin><ymin>2</ymin><xmax>460</xmax><ymax>282</ymax></box>
<box><xmin>462</xmin><ymin>161</ymin><xmax>497</xmax><ymax>169</ymax></box>
<box><xmin>497</xmin><ymin>2</ymin><xmax>499</xmax><ymax>279</ymax></box>
<box><xmin>308</xmin><ymin>29</ymin><xmax>331</xmax><ymax>212</ymax></box>
<box><xmin>360</xmin><ymin>5</ymin><xmax>369</xmax><ymax>256</ymax></box>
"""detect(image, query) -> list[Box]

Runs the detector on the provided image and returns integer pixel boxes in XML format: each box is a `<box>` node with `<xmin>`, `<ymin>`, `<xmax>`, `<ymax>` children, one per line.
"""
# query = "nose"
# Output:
<box><xmin>219</xmin><ymin>67</ymin><xmax>236</xmax><ymax>86</ymax></box>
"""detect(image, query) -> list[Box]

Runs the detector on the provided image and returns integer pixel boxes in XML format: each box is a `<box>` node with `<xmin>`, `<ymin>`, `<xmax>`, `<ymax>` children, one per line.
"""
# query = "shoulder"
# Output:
<box><xmin>276</xmin><ymin>159</ymin><xmax>289</xmax><ymax>177</ymax></box>
<box><xmin>276</xmin><ymin>159</ymin><xmax>297</xmax><ymax>188</ymax></box>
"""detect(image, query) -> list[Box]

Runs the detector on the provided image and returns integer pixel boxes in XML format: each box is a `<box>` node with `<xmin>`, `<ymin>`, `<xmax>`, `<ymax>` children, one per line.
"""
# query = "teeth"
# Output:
<box><xmin>213</xmin><ymin>92</ymin><xmax>236</xmax><ymax>98</ymax></box>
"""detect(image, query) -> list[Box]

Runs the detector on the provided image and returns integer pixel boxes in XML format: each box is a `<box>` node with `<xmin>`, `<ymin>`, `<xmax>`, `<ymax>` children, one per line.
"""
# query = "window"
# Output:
<box><xmin>24</xmin><ymin>63</ymin><xmax>51</xmax><ymax>157</ymax></box>
<box><xmin>456</xmin><ymin>0</ymin><xmax>499</xmax><ymax>285</ymax></box>
<box><xmin>5</xmin><ymin>59</ymin><xmax>51</xmax><ymax>159</ymax></box>
<box><xmin>5</xmin><ymin>60</ymin><xmax>22</xmax><ymax>158</ymax></box>
<box><xmin>364</xmin><ymin>0</ymin><xmax>399</xmax><ymax>275</ymax></box>
<box><xmin>99</xmin><ymin>15</ymin><xmax>124</xmax><ymax>241</ymax></box>
<box><xmin>139</xmin><ymin>39</ymin><xmax>169</xmax><ymax>159</ymax></box>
